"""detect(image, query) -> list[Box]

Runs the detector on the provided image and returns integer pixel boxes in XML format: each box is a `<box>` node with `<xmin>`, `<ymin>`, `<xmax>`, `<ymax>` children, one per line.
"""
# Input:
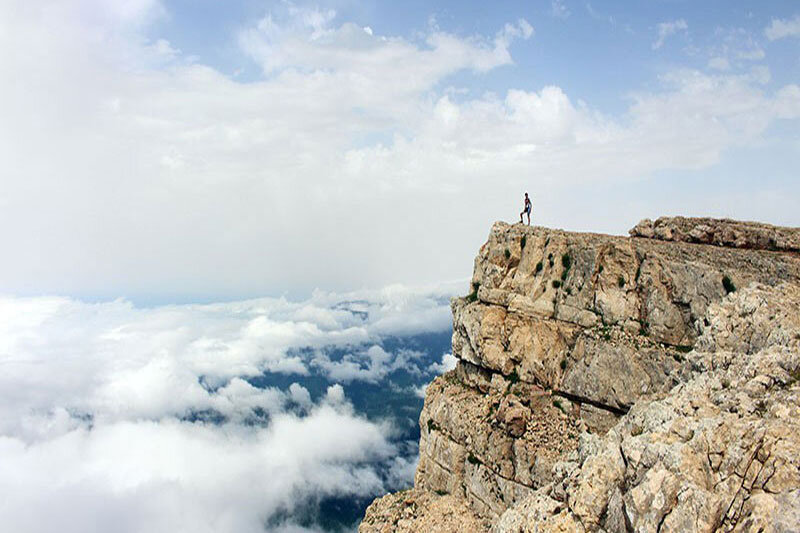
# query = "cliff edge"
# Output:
<box><xmin>359</xmin><ymin>217</ymin><xmax>800</xmax><ymax>533</ymax></box>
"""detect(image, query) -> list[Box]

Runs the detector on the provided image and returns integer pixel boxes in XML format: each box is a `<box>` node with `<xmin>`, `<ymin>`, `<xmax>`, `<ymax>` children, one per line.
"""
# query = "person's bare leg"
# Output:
<box><xmin>526</xmin><ymin>213</ymin><xmax>530</xmax><ymax>225</ymax></box>
<box><xmin>520</xmin><ymin>212</ymin><xmax>524</xmax><ymax>223</ymax></box>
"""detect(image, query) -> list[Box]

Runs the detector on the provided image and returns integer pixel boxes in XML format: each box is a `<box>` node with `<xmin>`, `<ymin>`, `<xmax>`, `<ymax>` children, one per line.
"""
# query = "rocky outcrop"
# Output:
<box><xmin>360</xmin><ymin>218</ymin><xmax>800</xmax><ymax>532</ymax></box>
<box><xmin>492</xmin><ymin>283</ymin><xmax>800</xmax><ymax>533</ymax></box>
<box><xmin>630</xmin><ymin>216</ymin><xmax>800</xmax><ymax>253</ymax></box>
<box><xmin>359</xmin><ymin>489</ymin><xmax>487</xmax><ymax>532</ymax></box>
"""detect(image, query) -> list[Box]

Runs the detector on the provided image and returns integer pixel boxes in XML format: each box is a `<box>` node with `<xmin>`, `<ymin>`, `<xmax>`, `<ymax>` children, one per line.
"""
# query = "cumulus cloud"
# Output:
<box><xmin>653</xmin><ymin>19</ymin><xmax>688</xmax><ymax>49</ymax></box>
<box><xmin>1</xmin><ymin>1</ymin><xmax>798</xmax><ymax>302</ymax></box>
<box><xmin>765</xmin><ymin>14</ymin><xmax>800</xmax><ymax>41</ymax></box>
<box><xmin>238</xmin><ymin>6</ymin><xmax>532</xmax><ymax>94</ymax></box>
<box><xmin>0</xmin><ymin>284</ymin><xmax>458</xmax><ymax>531</ymax></box>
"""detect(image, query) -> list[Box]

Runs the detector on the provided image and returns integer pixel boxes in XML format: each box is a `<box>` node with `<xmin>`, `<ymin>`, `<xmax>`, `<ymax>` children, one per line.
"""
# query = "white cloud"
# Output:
<box><xmin>0</xmin><ymin>408</ymin><xmax>393</xmax><ymax>533</ymax></box>
<box><xmin>311</xmin><ymin>345</ymin><xmax>426</xmax><ymax>383</ymax></box>
<box><xmin>551</xmin><ymin>0</ymin><xmax>570</xmax><ymax>19</ymax></box>
<box><xmin>653</xmin><ymin>19</ymin><xmax>688</xmax><ymax>50</ymax></box>
<box><xmin>586</xmin><ymin>3</ymin><xmax>615</xmax><ymax>26</ymax></box>
<box><xmin>0</xmin><ymin>283</ymin><xmax>457</xmax><ymax>436</ymax></box>
<box><xmin>0</xmin><ymin>284</ymin><xmax>459</xmax><ymax>531</ymax></box>
<box><xmin>765</xmin><ymin>15</ymin><xmax>800</xmax><ymax>41</ymax></box>
<box><xmin>707</xmin><ymin>27</ymin><xmax>765</xmax><ymax>66</ymax></box>
<box><xmin>1</xmin><ymin>1</ymin><xmax>798</xmax><ymax>302</ymax></box>
<box><xmin>428</xmin><ymin>352</ymin><xmax>457</xmax><ymax>374</ymax></box>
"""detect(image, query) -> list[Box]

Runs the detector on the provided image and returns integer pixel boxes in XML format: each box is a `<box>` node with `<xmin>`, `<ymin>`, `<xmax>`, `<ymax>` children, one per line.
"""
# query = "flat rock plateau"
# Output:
<box><xmin>359</xmin><ymin>217</ymin><xmax>800</xmax><ymax>533</ymax></box>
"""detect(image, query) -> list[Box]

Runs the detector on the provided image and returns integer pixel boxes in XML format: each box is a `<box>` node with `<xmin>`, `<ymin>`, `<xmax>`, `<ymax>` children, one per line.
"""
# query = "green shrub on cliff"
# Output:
<box><xmin>722</xmin><ymin>275</ymin><xmax>736</xmax><ymax>294</ymax></box>
<box><xmin>466</xmin><ymin>282</ymin><xmax>480</xmax><ymax>303</ymax></box>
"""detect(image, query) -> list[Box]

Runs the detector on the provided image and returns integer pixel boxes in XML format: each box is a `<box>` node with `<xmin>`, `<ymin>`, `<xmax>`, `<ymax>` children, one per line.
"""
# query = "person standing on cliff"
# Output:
<box><xmin>520</xmin><ymin>192</ymin><xmax>532</xmax><ymax>225</ymax></box>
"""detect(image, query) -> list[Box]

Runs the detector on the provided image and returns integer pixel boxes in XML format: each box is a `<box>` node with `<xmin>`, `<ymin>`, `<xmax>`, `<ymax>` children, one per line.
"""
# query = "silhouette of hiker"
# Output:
<box><xmin>520</xmin><ymin>192</ymin><xmax>532</xmax><ymax>225</ymax></box>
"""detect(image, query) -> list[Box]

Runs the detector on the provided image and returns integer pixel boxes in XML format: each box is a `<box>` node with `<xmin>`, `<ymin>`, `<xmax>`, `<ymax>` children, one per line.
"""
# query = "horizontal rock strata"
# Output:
<box><xmin>360</xmin><ymin>218</ymin><xmax>800</xmax><ymax>532</ymax></box>
<box><xmin>630</xmin><ymin>216</ymin><xmax>800</xmax><ymax>253</ymax></box>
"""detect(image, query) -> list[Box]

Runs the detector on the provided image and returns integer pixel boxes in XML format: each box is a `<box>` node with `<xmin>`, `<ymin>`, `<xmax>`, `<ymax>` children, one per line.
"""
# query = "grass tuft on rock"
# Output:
<box><xmin>722</xmin><ymin>275</ymin><xmax>736</xmax><ymax>294</ymax></box>
<box><xmin>466</xmin><ymin>282</ymin><xmax>480</xmax><ymax>303</ymax></box>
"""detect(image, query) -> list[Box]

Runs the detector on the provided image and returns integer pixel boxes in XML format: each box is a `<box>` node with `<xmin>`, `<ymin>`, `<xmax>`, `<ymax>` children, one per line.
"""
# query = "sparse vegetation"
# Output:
<box><xmin>521</xmin><ymin>236</ymin><xmax>527</xmax><ymax>249</ymax></box>
<box><xmin>427</xmin><ymin>419</ymin><xmax>440</xmax><ymax>433</ymax></box>
<box><xmin>783</xmin><ymin>367</ymin><xmax>800</xmax><ymax>388</ymax></box>
<box><xmin>598</xmin><ymin>264</ymin><xmax>604</xmax><ymax>274</ymax></box>
<box><xmin>639</xmin><ymin>322</ymin><xmax>649</xmax><ymax>336</ymax></box>
<box><xmin>618</xmin><ymin>275</ymin><xmax>625</xmax><ymax>288</ymax></box>
<box><xmin>467</xmin><ymin>453</ymin><xmax>481</xmax><ymax>465</ymax></box>
<box><xmin>434</xmin><ymin>489</ymin><xmax>448</xmax><ymax>496</ymax></box>
<box><xmin>561</xmin><ymin>254</ymin><xmax>572</xmax><ymax>281</ymax></box>
<box><xmin>560</xmin><ymin>359</ymin><xmax>567</xmax><ymax>370</ymax></box>
<box><xmin>552</xmin><ymin>399</ymin><xmax>564</xmax><ymax>413</ymax></box>
<box><xmin>722</xmin><ymin>275</ymin><xmax>736</xmax><ymax>294</ymax></box>
<box><xmin>466</xmin><ymin>282</ymin><xmax>480</xmax><ymax>303</ymax></box>
<box><xmin>548</xmin><ymin>253</ymin><xmax>554</xmax><ymax>268</ymax></box>
<box><xmin>635</xmin><ymin>262</ymin><xmax>642</xmax><ymax>282</ymax></box>
<box><xmin>535</xmin><ymin>261</ymin><xmax>543</xmax><ymax>274</ymax></box>
<box><xmin>552</xmin><ymin>280</ymin><xmax>562</xmax><ymax>289</ymax></box>
<box><xmin>507</xmin><ymin>369</ymin><xmax>520</xmax><ymax>384</ymax></box>
<box><xmin>504</xmin><ymin>248</ymin><xmax>511</xmax><ymax>260</ymax></box>
<box><xmin>565</xmin><ymin>288</ymin><xmax>572</xmax><ymax>295</ymax></box>
<box><xmin>674</xmin><ymin>345</ymin><xmax>693</xmax><ymax>353</ymax></box>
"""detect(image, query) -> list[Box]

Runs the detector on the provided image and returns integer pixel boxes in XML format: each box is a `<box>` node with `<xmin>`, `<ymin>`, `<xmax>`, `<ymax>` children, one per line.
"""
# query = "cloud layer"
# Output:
<box><xmin>0</xmin><ymin>283</ymin><xmax>458</xmax><ymax>532</ymax></box>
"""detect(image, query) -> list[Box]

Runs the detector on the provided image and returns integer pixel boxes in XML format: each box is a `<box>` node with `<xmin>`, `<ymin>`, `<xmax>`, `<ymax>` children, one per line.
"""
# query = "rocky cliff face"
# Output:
<box><xmin>359</xmin><ymin>217</ymin><xmax>800</xmax><ymax>533</ymax></box>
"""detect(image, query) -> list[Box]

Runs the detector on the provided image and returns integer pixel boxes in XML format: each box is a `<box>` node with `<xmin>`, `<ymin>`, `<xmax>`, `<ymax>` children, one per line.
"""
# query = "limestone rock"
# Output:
<box><xmin>359</xmin><ymin>489</ymin><xmax>487</xmax><ymax>533</ymax></box>
<box><xmin>494</xmin><ymin>283</ymin><xmax>800</xmax><ymax>532</ymax></box>
<box><xmin>630</xmin><ymin>216</ymin><xmax>800</xmax><ymax>252</ymax></box>
<box><xmin>359</xmin><ymin>219</ymin><xmax>800</xmax><ymax>532</ymax></box>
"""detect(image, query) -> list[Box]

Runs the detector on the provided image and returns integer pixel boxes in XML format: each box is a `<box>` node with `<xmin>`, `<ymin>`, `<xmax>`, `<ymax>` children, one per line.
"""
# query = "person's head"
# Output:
<box><xmin>524</xmin><ymin>192</ymin><xmax>529</xmax><ymax>198</ymax></box>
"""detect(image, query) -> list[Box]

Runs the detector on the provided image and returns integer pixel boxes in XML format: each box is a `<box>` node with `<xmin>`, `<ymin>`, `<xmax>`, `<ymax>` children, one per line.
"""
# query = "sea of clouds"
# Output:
<box><xmin>0</xmin><ymin>283</ymin><xmax>460</xmax><ymax>532</ymax></box>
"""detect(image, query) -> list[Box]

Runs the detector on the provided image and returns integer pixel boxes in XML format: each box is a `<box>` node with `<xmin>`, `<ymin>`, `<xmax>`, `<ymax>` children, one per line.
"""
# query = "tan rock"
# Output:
<box><xmin>359</xmin><ymin>489</ymin><xmax>487</xmax><ymax>533</ymax></box>
<box><xmin>630</xmin><ymin>216</ymin><xmax>800</xmax><ymax>253</ymax></box>
<box><xmin>360</xmin><ymin>220</ymin><xmax>800</xmax><ymax>532</ymax></box>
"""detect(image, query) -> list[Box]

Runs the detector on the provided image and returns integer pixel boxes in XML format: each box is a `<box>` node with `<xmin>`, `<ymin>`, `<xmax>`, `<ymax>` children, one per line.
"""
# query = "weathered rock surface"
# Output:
<box><xmin>359</xmin><ymin>218</ymin><xmax>800</xmax><ymax>533</ymax></box>
<box><xmin>492</xmin><ymin>283</ymin><xmax>800</xmax><ymax>533</ymax></box>
<box><xmin>360</xmin><ymin>489</ymin><xmax>487</xmax><ymax>532</ymax></box>
<box><xmin>630</xmin><ymin>216</ymin><xmax>800</xmax><ymax>253</ymax></box>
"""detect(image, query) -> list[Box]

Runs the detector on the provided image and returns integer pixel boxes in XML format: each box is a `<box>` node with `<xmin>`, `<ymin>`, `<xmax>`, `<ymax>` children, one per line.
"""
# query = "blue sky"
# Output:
<box><xmin>151</xmin><ymin>0</ymin><xmax>799</xmax><ymax>105</ymax></box>
<box><xmin>0</xmin><ymin>0</ymin><xmax>798</xmax><ymax>303</ymax></box>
